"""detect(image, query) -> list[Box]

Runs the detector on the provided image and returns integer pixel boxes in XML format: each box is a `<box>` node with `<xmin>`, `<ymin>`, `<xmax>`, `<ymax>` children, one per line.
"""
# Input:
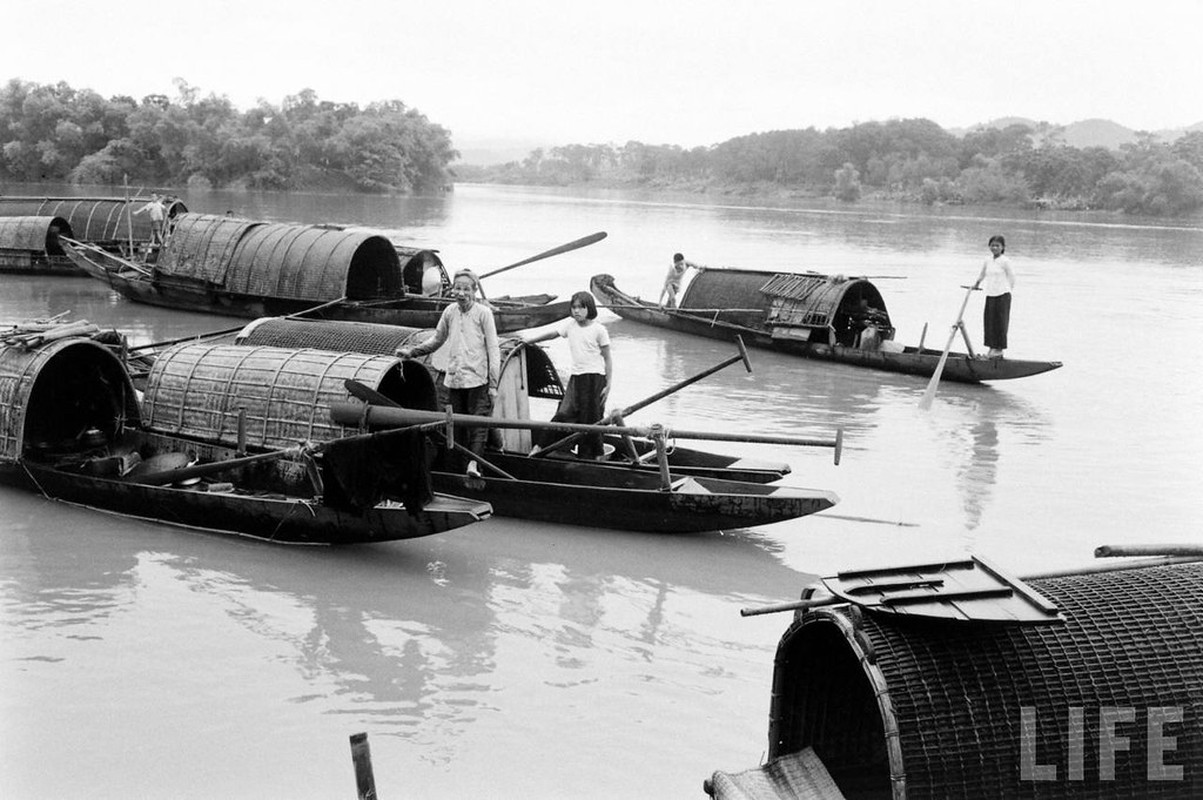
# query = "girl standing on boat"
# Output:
<box><xmin>973</xmin><ymin>235</ymin><xmax>1016</xmax><ymax>358</ymax></box>
<box><xmin>524</xmin><ymin>290</ymin><xmax>613</xmax><ymax>459</ymax></box>
<box><xmin>396</xmin><ymin>269</ymin><xmax>500</xmax><ymax>477</ymax></box>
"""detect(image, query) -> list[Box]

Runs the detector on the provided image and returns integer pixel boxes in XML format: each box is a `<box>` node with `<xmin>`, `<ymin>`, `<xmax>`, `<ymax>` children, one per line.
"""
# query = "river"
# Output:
<box><xmin>2</xmin><ymin>183</ymin><xmax>1201</xmax><ymax>798</ymax></box>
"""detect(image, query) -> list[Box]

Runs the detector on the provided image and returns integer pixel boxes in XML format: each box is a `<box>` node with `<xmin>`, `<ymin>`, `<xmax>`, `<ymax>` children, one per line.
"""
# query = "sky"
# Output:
<box><xmin>4</xmin><ymin>0</ymin><xmax>1201</xmax><ymax>153</ymax></box>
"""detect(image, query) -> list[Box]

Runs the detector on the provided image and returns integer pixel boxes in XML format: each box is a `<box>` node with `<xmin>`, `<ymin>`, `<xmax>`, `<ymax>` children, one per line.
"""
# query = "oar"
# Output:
<box><xmin>533</xmin><ymin>336</ymin><xmax>755</xmax><ymax>459</ymax></box>
<box><xmin>918</xmin><ymin>285</ymin><xmax>977</xmax><ymax>411</ymax></box>
<box><xmin>602</xmin><ymin>304</ymin><xmax>764</xmax><ymax>314</ymax></box>
<box><xmin>129</xmin><ymin>419</ymin><xmax>446</xmax><ymax>487</ymax></box>
<box><xmin>62</xmin><ymin>236</ymin><xmax>152</xmax><ymax>277</ymax></box>
<box><xmin>476</xmin><ymin>231</ymin><xmax>607</xmax><ymax>280</ymax></box>
<box><xmin>343</xmin><ymin>379</ymin><xmax>518</xmax><ymax>480</ymax></box>
<box><xmin>331</xmin><ymin>401</ymin><xmax>842</xmax><ymax>451</ymax></box>
<box><xmin>127</xmin><ymin>295</ymin><xmax>349</xmax><ymax>353</ymax></box>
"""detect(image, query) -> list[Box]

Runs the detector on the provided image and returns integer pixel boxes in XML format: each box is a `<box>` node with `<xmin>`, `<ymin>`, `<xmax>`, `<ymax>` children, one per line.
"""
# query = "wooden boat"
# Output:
<box><xmin>235</xmin><ymin>316</ymin><xmax>798</xmax><ymax>484</ymax></box>
<box><xmin>0</xmin><ymin>195</ymin><xmax>189</xmax><ymax>272</ymax></box>
<box><xmin>60</xmin><ymin>212</ymin><xmax>572</xmax><ymax>333</ymax></box>
<box><xmin>0</xmin><ymin>336</ymin><xmax>491</xmax><ymax>545</ymax></box>
<box><xmin>136</xmin><ymin>330</ymin><xmax>837</xmax><ymax>533</ymax></box>
<box><xmin>591</xmin><ymin>271</ymin><xmax>1062</xmax><ymax>383</ymax></box>
<box><xmin>331</xmin><ymin>402</ymin><xmax>840</xmax><ymax>533</ymax></box>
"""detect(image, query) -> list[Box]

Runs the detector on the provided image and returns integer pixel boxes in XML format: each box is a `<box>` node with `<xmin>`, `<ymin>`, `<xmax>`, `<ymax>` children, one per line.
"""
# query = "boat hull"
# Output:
<box><xmin>597</xmin><ymin>435</ymin><xmax>789</xmax><ymax>483</ymax></box>
<box><xmin>434</xmin><ymin>450</ymin><xmax>836</xmax><ymax>532</ymax></box>
<box><xmin>0</xmin><ymin>460</ymin><xmax>491</xmax><ymax>546</ymax></box>
<box><xmin>63</xmin><ymin>241</ymin><xmax>570</xmax><ymax>333</ymax></box>
<box><xmin>590</xmin><ymin>274</ymin><xmax>1061</xmax><ymax>383</ymax></box>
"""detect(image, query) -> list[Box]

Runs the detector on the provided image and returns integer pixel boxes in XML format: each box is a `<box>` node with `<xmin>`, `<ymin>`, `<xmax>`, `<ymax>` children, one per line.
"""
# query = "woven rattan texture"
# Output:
<box><xmin>784</xmin><ymin>562</ymin><xmax>1203</xmax><ymax>798</ymax></box>
<box><xmin>142</xmin><ymin>343</ymin><xmax>400</xmax><ymax>449</ymax></box>
<box><xmin>0</xmin><ymin>339</ymin><xmax>139</xmax><ymax>461</ymax></box>
<box><xmin>238</xmin><ymin>318</ymin><xmax>424</xmax><ymax>355</ymax></box>
<box><xmin>0</xmin><ymin>216</ymin><xmax>71</xmax><ymax>253</ymax></box>
<box><xmin>157</xmin><ymin>213</ymin><xmax>259</xmax><ymax>284</ymax></box>
<box><xmin>0</xmin><ymin>198</ymin><xmax>159</xmax><ymax>243</ymax></box>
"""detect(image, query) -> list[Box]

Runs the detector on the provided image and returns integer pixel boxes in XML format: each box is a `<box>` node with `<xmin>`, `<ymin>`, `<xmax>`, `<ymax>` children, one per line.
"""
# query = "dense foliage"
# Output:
<box><xmin>0</xmin><ymin>79</ymin><xmax>457</xmax><ymax>193</ymax></box>
<box><xmin>458</xmin><ymin>119</ymin><xmax>1203</xmax><ymax>216</ymax></box>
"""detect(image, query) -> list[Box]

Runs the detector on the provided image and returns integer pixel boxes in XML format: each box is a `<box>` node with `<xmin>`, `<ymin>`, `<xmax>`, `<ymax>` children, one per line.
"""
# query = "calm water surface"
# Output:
<box><xmin>2</xmin><ymin>184</ymin><xmax>1202</xmax><ymax>798</ymax></box>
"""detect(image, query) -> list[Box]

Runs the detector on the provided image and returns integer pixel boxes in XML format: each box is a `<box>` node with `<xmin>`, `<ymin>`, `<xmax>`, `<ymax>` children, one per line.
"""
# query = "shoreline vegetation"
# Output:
<box><xmin>2</xmin><ymin>78</ymin><xmax>1201</xmax><ymax>217</ymax></box>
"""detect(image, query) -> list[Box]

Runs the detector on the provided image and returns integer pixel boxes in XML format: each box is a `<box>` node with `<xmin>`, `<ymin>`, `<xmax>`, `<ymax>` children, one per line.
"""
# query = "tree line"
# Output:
<box><xmin>0</xmin><ymin>79</ymin><xmax>457</xmax><ymax>193</ymax></box>
<box><xmin>457</xmin><ymin>119</ymin><xmax>1203</xmax><ymax>216</ymax></box>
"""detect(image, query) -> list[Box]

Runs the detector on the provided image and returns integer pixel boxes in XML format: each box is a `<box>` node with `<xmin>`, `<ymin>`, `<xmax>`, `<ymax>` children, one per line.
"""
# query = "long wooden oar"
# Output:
<box><xmin>127</xmin><ymin>295</ymin><xmax>349</xmax><ymax>353</ymax></box>
<box><xmin>343</xmin><ymin>379</ymin><xmax>518</xmax><ymax>480</ymax></box>
<box><xmin>602</xmin><ymin>304</ymin><xmax>764</xmax><ymax>314</ymax></box>
<box><xmin>477</xmin><ymin>231</ymin><xmax>607</xmax><ymax>280</ymax></box>
<box><xmin>918</xmin><ymin>285</ymin><xmax>977</xmax><ymax>411</ymax></box>
<box><xmin>533</xmin><ymin>336</ymin><xmax>755</xmax><ymax>459</ymax></box>
<box><xmin>62</xmin><ymin>237</ymin><xmax>153</xmax><ymax>277</ymax></box>
<box><xmin>331</xmin><ymin>401</ymin><xmax>842</xmax><ymax>451</ymax></box>
<box><xmin>129</xmin><ymin>419</ymin><xmax>446</xmax><ymax>487</ymax></box>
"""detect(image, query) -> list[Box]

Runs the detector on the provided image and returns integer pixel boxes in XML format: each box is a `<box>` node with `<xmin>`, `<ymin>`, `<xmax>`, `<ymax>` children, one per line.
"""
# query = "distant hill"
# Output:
<box><xmin>969</xmin><ymin>117</ymin><xmax>1203</xmax><ymax>149</ymax></box>
<box><xmin>453</xmin><ymin>138</ymin><xmax>555</xmax><ymax>166</ymax></box>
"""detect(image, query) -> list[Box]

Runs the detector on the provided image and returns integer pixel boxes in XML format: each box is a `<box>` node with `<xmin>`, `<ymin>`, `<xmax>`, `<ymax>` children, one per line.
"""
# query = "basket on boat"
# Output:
<box><xmin>766</xmin><ymin>560</ymin><xmax>1203</xmax><ymax>798</ymax></box>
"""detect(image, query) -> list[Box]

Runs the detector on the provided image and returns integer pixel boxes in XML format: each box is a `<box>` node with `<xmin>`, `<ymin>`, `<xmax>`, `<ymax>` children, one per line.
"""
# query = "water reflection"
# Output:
<box><xmin>930</xmin><ymin>388</ymin><xmax>1053</xmax><ymax>539</ymax></box>
<box><xmin>2</xmin><ymin>500</ymin><xmax>809</xmax><ymax>736</ymax></box>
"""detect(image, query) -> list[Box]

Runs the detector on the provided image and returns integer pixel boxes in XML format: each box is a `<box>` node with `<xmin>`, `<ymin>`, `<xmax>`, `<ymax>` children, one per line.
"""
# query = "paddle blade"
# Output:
<box><xmin>917</xmin><ymin>354</ymin><xmax>949</xmax><ymax>410</ymax></box>
<box><xmin>478</xmin><ymin>231</ymin><xmax>607</xmax><ymax>280</ymax></box>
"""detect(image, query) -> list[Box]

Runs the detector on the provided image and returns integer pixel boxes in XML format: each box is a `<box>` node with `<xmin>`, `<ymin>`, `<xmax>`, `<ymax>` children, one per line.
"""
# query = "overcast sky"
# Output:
<box><xmin>5</xmin><ymin>0</ymin><xmax>1200</xmax><ymax>150</ymax></box>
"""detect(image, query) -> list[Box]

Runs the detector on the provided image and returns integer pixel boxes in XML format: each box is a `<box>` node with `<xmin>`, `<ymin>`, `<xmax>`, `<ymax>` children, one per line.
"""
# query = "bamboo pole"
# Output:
<box><xmin>330</xmin><ymin>401</ymin><xmax>841</xmax><ymax>451</ymax></box>
<box><xmin>533</xmin><ymin>336</ymin><xmax>755</xmax><ymax>459</ymax></box>
<box><xmin>126</xmin><ymin>295</ymin><xmax>350</xmax><ymax>353</ymax></box>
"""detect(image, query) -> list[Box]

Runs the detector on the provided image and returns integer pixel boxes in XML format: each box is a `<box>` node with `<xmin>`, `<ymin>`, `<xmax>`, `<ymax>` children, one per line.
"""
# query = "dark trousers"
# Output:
<box><xmin>983</xmin><ymin>293</ymin><xmax>1012</xmax><ymax>350</ymax></box>
<box><xmin>538</xmin><ymin>373</ymin><xmax>607</xmax><ymax>458</ymax></box>
<box><xmin>448</xmin><ymin>385</ymin><xmax>493</xmax><ymax>469</ymax></box>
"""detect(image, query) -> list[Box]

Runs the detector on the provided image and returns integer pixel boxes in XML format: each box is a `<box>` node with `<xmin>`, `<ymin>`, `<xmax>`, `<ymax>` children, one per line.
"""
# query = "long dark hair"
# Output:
<box><xmin>571</xmin><ymin>290</ymin><xmax>598</xmax><ymax>320</ymax></box>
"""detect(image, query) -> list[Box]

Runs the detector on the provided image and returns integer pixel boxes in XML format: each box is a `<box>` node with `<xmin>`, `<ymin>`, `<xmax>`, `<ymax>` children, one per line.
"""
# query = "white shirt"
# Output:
<box><xmin>557</xmin><ymin>319</ymin><xmax>610</xmax><ymax>376</ymax></box>
<box><xmin>980</xmin><ymin>254</ymin><xmax>1015</xmax><ymax>297</ymax></box>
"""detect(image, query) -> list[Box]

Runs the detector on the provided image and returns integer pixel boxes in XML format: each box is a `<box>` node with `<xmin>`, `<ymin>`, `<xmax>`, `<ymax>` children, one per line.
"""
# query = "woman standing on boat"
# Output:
<box><xmin>396</xmin><ymin>269</ymin><xmax>500</xmax><ymax>477</ymax></box>
<box><xmin>523</xmin><ymin>291</ymin><xmax>612</xmax><ymax>459</ymax></box>
<box><xmin>973</xmin><ymin>235</ymin><xmax>1016</xmax><ymax>358</ymax></box>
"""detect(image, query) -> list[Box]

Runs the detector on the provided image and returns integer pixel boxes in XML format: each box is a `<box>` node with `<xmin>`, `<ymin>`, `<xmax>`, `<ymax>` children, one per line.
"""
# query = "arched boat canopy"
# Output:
<box><xmin>0</xmin><ymin>216</ymin><xmax>73</xmax><ymax>255</ymax></box>
<box><xmin>234</xmin><ymin>316</ymin><xmax>564</xmax><ymax>453</ymax></box>
<box><xmin>0</xmin><ymin>196</ymin><xmax>187</xmax><ymax>246</ymax></box>
<box><xmin>141</xmin><ymin>342</ymin><xmax>433</xmax><ymax>450</ymax></box>
<box><xmin>0</xmin><ymin>338</ymin><xmax>140</xmax><ymax>462</ymax></box>
<box><xmin>768</xmin><ymin>561</ymin><xmax>1203</xmax><ymax>797</ymax></box>
<box><xmin>156</xmin><ymin>213</ymin><xmax>413</xmax><ymax>302</ymax></box>
<box><xmin>681</xmin><ymin>268</ymin><xmax>893</xmax><ymax>346</ymax></box>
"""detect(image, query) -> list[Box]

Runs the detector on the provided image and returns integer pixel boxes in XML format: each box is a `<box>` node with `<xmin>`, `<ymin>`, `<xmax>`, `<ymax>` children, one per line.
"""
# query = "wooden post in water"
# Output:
<box><xmin>349</xmin><ymin>732</ymin><xmax>378</xmax><ymax>800</ymax></box>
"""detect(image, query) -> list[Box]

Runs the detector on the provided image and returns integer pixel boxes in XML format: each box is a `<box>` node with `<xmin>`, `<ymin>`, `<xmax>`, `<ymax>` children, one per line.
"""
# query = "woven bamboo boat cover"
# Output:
<box><xmin>0</xmin><ymin>197</ymin><xmax>177</xmax><ymax>243</ymax></box>
<box><xmin>0</xmin><ymin>216</ymin><xmax>71</xmax><ymax>253</ymax></box>
<box><xmin>237</xmin><ymin>318</ymin><xmax>565</xmax><ymax>401</ymax></box>
<box><xmin>155</xmin><ymin>214</ymin><xmax>404</xmax><ymax>301</ymax></box>
<box><xmin>141</xmin><ymin>343</ymin><xmax>408</xmax><ymax>449</ymax></box>
<box><xmin>769</xmin><ymin>561</ymin><xmax>1203</xmax><ymax>798</ymax></box>
<box><xmin>0</xmin><ymin>338</ymin><xmax>139</xmax><ymax>461</ymax></box>
<box><xmin>156</xmin><ymin>213</ymin><xmax>261</xmax><ymax>284</ymax></box>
